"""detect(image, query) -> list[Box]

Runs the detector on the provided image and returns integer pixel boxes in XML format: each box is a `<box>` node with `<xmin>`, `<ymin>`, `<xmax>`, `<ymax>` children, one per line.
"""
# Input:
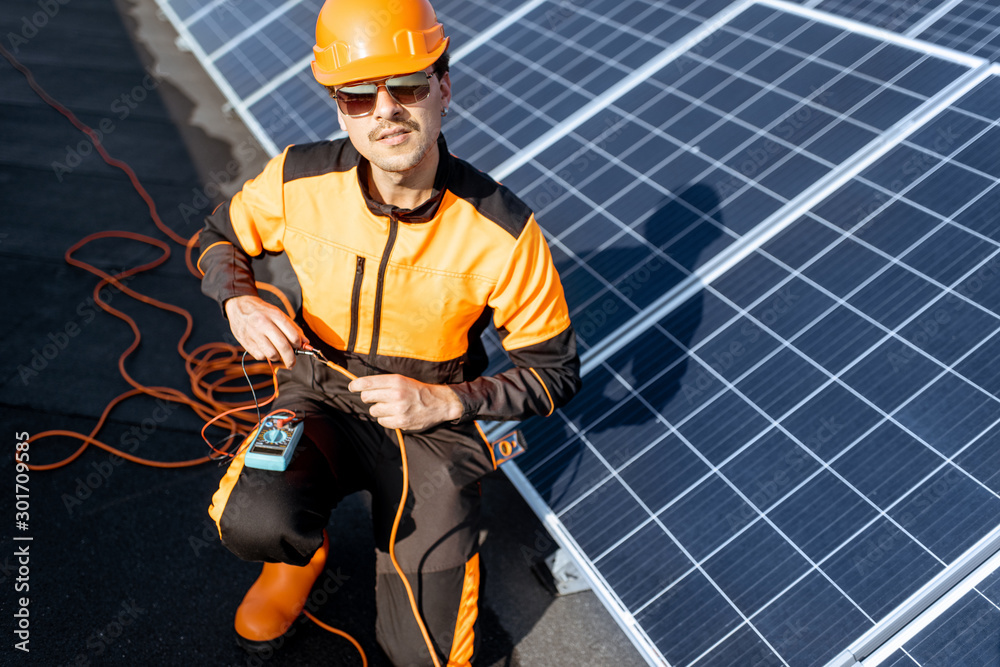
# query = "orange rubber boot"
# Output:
<box><xmin>234</xmin><ymin>531</ymin><xmax>330</xmax><ymax>649</ymax></box>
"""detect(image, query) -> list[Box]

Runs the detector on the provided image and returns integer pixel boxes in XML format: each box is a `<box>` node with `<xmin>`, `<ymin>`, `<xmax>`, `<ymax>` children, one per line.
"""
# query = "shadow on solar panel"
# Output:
<box><xmin>520</xmin><ymin>183</ymin><xmax>724</xmax><ymax>508</ymax></box>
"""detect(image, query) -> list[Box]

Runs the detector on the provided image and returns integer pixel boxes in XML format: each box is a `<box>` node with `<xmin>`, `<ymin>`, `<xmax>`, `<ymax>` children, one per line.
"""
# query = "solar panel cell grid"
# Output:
<box><xmin>918</xmin><ymin>0</ymin><xmax>1000</xmax><ymax>63</ymax></box>
<box><xmin>213</xmin><ymin>1</ymin><xmax>320</xmax><ymax>98</ymax></box>
<box><xmin>807</xmin><ymin>0</ymin><xmax>950</xmax><ymax>33</ymax></box>
<box><xmin>433</xmin><ymin>0</ymin><xmax>531</xmax><ymax>49</ymax></box>
<box><xmin>187</xmin><ymin>0</ymin><xmax>278</xmax><ymax>55</ymax></box>
<box><xmin>884</xmin><ymin>650</ymin><xmax>921</xmax><ymax>666</ymax></box>
<box><xmin>750</xmin><ymin>571</ymin><xmax>871</xmax><ymax>664</ymax></box>
<box><xmin>822</xmin><ymin>517</ymin><xmax>943</xmax><ymax>618</ymax></box>
<box><xmin>636</xmin><ymin>570</ymin><xmax>746</xmax><ymax>665</ymax></box>
<box><xmin>445</xmin><ymin>0</ymin><xmax>705</xmax><ymax>173</ymax></box>
<box><xmin>249</xmin><ymin>70</ymin><xmax>338</xmax><ymax>147</ymax></box>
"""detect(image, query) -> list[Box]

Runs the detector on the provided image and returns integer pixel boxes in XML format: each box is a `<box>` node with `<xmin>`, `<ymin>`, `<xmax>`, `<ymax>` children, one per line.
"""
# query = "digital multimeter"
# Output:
<box><xmin>243</xmin><ymin>416</ymin><xmax>304</xmax><ymax>471</ymax></box>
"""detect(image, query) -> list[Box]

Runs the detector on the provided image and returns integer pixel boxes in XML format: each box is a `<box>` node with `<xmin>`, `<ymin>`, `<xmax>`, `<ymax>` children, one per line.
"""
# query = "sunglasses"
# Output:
<box><xmin>333</xmin><ymin>72</ymin><xmax>434</xmax><ymax>118</ymax></box>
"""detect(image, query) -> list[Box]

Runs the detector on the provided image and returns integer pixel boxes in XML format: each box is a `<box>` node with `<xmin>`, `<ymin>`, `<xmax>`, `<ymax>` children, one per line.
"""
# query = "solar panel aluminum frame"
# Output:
<box><xmin>903</xmin><ymin>0</ymin><xmax>968</xmax><ymax>39</ymax></box>
<box><xmin>759</xmin><ymin>0</ymin><xmax>989</xmax><ymax>65</ymax></box>
<box><xmin>505</xmin><ymin>459</ymin><xmax>672</xmax><ymax>664</ymax></box>
<box><xmin>795</xmin><ymin>0</ymin><xmax>962</xmax><ymax>38</ymax></box>
<box><xmin>794</xmin><ymin>0</ymin><xmax>977</xmax><ymax>45</ymax></box>
<box><xmin>486</xmin><ymin>28</ymin><xmax>994</xmax><ymax>667</ymax></box>
<box><xmin>839</xmin><ymin>525</ymin><xmax>1000</xmax><ymax>666</ymax></box>
<box><xmin>914</xmin><ymin>0</ymin><xmax>1000</xmax><ymax>64</ymax></box>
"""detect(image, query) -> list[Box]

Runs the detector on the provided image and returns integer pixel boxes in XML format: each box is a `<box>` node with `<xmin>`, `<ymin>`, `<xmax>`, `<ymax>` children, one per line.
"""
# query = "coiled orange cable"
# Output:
<box><xmin>2</xmin><ymin>41</ymin><xmax>274</xmax><ymax>468</ymax></box>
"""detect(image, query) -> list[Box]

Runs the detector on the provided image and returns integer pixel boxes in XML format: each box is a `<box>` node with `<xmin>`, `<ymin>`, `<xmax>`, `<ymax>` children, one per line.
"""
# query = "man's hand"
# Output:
<box><xmin>225</xmin><ymin>295</ymin><xmax>308</xmax><ymax>368</ymax></box>
<box><xmin>349</xmin><ymin>374</ymin><xmax>463</xmax><ymax>431</ymax></box>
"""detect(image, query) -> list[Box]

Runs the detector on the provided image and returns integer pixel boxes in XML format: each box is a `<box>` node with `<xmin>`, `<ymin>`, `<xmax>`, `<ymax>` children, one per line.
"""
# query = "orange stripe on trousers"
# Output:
<box><xmin>447</xmin><ymin>553</ymin><xmax>480</xmax><ymax>666</ymax></box>
<box><xmin>208</xmin><ymin>436</ymin><xmax>252</xmax><ymax>538</ymax></box>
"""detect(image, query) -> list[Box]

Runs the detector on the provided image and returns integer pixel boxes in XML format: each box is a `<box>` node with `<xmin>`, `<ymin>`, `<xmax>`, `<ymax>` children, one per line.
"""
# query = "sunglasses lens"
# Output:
<box><xmin>336</xmin><ymin>83</ymin><xmax>377</xmax><ymax>116</ymax></box>
<box><xmin>335</xmin><ymin>73</ymin><xmax>432</xmax><ymax>116</ymax></box>
<box><xmin>386</xmin><ymin>73</ymin><xmax>431</xmax><ymax>104</ymax></box>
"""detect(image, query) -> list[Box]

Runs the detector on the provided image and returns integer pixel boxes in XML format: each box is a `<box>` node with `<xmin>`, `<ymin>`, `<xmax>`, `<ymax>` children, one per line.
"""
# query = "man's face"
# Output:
<box><xmin>336</xmin><ymin>68</ymin><xmax>452</xmax><ymax>175</ymax></box>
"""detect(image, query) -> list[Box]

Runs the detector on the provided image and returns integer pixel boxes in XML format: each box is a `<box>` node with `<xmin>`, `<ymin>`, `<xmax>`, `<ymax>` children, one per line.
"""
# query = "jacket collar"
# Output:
<box><xmin>356</xmin><ymin>133</ymin><xmax>451</xmax><ymax>223</ymax></box>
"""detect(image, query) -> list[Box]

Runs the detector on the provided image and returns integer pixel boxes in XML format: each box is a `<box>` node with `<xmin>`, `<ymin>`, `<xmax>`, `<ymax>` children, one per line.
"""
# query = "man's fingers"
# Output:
<box><xmin>250</xmin><ymin>320</ymin><xmax>295</xmax><ymax>367</ymax></box>
<box><xmin>251</xmin><ymin>320</ymin><xmax>299</xmax><ymax>367</ymax></box>
<box><xmin>348</xmin><ymin>375</ymin><xmax>401</xmax><ymax>393</ymax></box>
<box><xmin>251</xmin><ymin>318</ymin><xmax>300</xmax><ymax>367</ymax></box>
<box><xmin>367</xmin><ymin>402</ymin><xmax>393</xmax><ymax>418</ymax></box>
<box><xmin>245</xmin><ymin>335</ymin><xmax>281</xmax><ymax>364</ymax></box>
<box><xmin>348</xmin><ymin>377</ymin><xmax>373</xmax><ymax>392</ymax></box>
<box><xmin>345</xmin><ymin>374</ymin><xmax>456</xmax><ymax>431</ymax></box>
<box><xmin>355</xmin><ymin>388</ymin><xmax>400</xmax><ymax>405</ymax></box>
<box><xmin>227</xmin><ymin>295</ymin><xmax>307</xmax><ymax>367</ymax></box>
<box><xmin>274</xmin><ymin>315</ymin><xmax>309</xmax><ymax>350</ymax></box>
<box><xmin>376</xmin><ymin>416</ymin><xmax>405</xmax><ymax>430</ymax></box>
<box><xmin>269</xmin><ymin>334</ymin><xmax>297</xmax><ymax>368</ymax></box>
<box><xmin>239</xmin><ymin>321</ymin><xmax>292</xmax><ymax>366</ymax></box>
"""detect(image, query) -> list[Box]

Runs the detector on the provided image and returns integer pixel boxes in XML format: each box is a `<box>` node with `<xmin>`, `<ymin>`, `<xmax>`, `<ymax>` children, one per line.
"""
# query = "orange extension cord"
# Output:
<box><xmin>2</xmin><ymin>44</ymin><xmax>443</xmax><ymax>667</ymax></box>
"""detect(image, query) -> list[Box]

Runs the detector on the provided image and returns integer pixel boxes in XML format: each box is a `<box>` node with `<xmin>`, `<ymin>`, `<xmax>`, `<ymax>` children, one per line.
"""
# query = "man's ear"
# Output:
<box><xmin>439</xmin><ymin>71</ymin><xmax>452</xmax><ymax>110</ymax></box>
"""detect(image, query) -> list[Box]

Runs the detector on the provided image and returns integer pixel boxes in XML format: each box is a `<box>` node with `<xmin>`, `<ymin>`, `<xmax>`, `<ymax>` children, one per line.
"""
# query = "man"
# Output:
<box><xmin>197</xmin><ymin>0</ymin><xmax>580</xmax><ymax>663</ymax></box>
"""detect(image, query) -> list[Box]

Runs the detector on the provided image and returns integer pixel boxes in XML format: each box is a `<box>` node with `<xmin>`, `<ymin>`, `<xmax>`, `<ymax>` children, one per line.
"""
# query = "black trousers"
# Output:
<box><xmin>209</xmin><ymin>358</ymin><xmax>495</xmax><ymax>666</ymax></box>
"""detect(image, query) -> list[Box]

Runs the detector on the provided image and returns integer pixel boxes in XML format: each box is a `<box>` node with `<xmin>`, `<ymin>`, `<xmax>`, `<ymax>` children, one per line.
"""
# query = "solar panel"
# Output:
<box><xmin>506</xmin><ymin>61</ymin><xmax>1000</xmax><ymax>665</ymax></box>
<box><xmin>184</xmin><ymin>0</ymin><xmax>291</xmax><ymax>55</ymax></box>
<box><xmin>917</xmin><ymin>0</ymin><xmax>1000</xmax><ymax>62</ymax></box>
<box><xmin>151</xmin><ymin>0</ymin><xmax>1000</xmax><ymax>663</ymax></box>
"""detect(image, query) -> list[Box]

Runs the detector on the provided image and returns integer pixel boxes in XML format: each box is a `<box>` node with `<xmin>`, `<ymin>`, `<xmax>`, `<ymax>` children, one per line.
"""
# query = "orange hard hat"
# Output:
<box><xmin>311</xmin><ymin>0</ymin><xmax>449</xmax><ymax>87</ymax></box>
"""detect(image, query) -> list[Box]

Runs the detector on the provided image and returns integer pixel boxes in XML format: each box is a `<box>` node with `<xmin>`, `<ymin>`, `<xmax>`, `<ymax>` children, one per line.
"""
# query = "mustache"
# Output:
<box><xmin>368</xmin><ymin>119</ymin><xmax>420</xmax><ymax>142</ymax></box>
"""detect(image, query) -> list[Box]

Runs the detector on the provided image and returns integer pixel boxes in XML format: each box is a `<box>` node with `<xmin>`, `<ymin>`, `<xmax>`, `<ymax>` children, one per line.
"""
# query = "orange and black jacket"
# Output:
<box><xmin>198</xmin><ymin>134</ymin><xmax>580</xmax><ymax>423</ymax></box>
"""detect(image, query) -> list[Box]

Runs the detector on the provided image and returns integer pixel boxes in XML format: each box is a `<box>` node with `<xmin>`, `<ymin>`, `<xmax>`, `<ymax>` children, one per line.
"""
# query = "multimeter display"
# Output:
<box><xmin>244</xmin><ymin>416</ymin><xmax>304</xmax><ymax>471</ymax></box>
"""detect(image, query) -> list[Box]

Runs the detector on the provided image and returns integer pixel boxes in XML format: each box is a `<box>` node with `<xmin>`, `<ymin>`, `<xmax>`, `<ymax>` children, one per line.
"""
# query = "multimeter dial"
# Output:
<box><xmin>261</xmin><ymin>429</ymin><xmax>287</xmax><ymax>444</ymax></box>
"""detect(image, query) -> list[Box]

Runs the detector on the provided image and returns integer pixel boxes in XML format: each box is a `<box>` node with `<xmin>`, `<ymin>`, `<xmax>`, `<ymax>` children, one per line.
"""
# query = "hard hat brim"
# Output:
<box><xmin>311</xmin><ymin>37</ymin><xmax>449</xmax><ymax>87</ymax></box>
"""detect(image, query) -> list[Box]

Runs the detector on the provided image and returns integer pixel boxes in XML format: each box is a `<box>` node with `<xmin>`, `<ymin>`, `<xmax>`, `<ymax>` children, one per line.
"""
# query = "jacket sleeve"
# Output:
<box><xmin>197</xmin><ymin>148</ymin><xmax>289</xmax><ymax>313</ymax></box>
<box><xmin>450</xmin><ymin>216</ymin><xmax>582</xmax><ymax>422</ymax></box>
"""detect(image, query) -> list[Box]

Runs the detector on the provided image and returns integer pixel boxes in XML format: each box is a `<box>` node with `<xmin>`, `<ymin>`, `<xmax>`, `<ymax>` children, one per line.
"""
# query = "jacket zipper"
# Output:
<box><xmin>369</xmin><ymin>214</ymin><xmax>399</xmax><ymax>361</ymax></box>
<box><xmin>346</xmin><ymin>255</ymin><xmax>365</xmax><ymax>353</ymax></box>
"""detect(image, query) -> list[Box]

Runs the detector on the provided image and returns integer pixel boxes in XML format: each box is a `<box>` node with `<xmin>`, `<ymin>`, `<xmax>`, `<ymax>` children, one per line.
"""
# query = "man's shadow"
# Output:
<box><xmin>512</xmin><ymin>182</ymin><xmax>725</xmax><ymax>512</ymax></box>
